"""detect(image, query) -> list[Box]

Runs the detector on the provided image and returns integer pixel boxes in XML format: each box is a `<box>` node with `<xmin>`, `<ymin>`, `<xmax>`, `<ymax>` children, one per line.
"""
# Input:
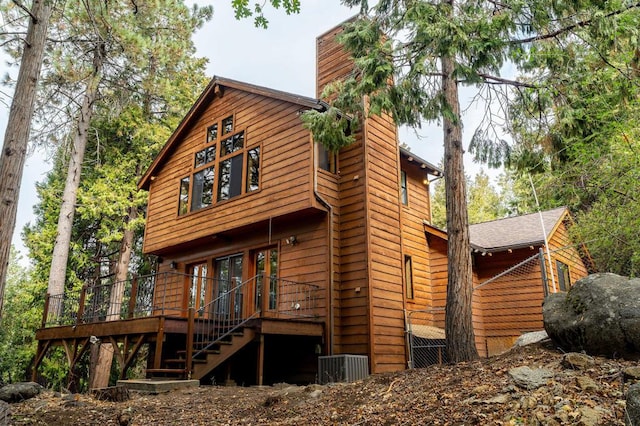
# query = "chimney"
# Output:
<box><xmin>316</xmin><ymin>19</ymin><xmax>357</xmax><ymax>100</ymax></box>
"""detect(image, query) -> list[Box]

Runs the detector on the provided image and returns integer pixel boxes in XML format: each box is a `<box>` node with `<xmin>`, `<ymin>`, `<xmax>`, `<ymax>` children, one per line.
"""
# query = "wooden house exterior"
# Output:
<box><xmin>421</xmin><ymin>207</ymin><xmax>592</xmax><ymax>358</ymax></box>
<box><xmin>33</xmin><ymin>20</ymin><xmax>593</xmax><ymax>387</ymax></box>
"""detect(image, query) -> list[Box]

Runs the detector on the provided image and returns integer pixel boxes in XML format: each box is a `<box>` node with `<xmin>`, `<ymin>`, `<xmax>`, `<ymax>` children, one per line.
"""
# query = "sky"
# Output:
<box><xmin>0</xmin><ymin>1</ymin><xmax>500</xmax><ymax>264</ymax></box>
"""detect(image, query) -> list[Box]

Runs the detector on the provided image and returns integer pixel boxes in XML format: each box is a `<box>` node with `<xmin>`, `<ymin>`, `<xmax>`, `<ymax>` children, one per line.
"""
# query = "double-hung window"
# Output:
<box><xmin>178</xmin><ymin>114</ymin><xmax>261</xmax><ymax>215</ymax></box>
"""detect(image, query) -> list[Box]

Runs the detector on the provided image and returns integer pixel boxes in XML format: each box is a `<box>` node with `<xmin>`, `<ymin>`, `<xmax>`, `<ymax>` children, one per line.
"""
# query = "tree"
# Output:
<box><xmin>0</xmin><ymin>0</ymin><xmax>54</xmax><ymax>318</ymax></box>
<box><xmin>302</xmin><ymin>0</ymin><xmax>640</xmax><ymax>362</ymax></box>
<box><xmin>431</xmin><ymin>169</ymin><xmax>506</xmax><ymax>229</ymax></box>
<box><xmin>0</xmin><ymin>247</ymin><xmax>42</xmax><ymax>384</ymax></box>
<box><xmin>21</xmin><ymin>0</ymin><xmax>212</xmax><ymax>388</ymax></box>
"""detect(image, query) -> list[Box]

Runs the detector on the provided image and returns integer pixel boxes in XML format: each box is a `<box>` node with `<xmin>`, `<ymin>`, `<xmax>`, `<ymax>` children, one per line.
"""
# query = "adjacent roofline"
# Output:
<box><xmin>424</xmin><ymin>207</ymin><xmax>572</xmax><ymax>254</ymax></box>
<box><xmin>138</xmin><ymin>76</ymin><xmax>328</xmax><ymax>190</ymax></box>
<box><xmin>399</xmin><ymin>147</ymin><xmax>443</xmax><ymax>176</ymax></box>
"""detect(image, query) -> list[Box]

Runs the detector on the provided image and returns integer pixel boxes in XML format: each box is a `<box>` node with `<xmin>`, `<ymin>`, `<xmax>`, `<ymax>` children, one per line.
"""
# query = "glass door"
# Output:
<box><xmin>214</xmin><ymin>254</ymin><xmax>243</xmax><ymax>318</ymax></box>
<box><xmin>254</xmin><ymin>248</ymin><xmax>278</xmax><ymax>313</ymax></box>
<box><xmin>187</xmin><ymin>262</ymin><xmax>208</xmax><ymax>313</ymax></box>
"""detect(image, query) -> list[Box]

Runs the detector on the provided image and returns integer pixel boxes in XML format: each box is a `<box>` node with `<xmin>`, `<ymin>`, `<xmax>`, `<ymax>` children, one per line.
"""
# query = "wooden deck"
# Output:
<box><xmin>34</xmin><ymin>312</ymin><xmax>324</xmax><ymax>386</ymax></box>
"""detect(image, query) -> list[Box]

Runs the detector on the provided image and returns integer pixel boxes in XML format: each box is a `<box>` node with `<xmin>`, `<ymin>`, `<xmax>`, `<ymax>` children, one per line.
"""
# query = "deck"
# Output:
<box><xmin>34</xmin><ymin>272</ymin><xmax>325</xmax><ymax>386</ymax></box>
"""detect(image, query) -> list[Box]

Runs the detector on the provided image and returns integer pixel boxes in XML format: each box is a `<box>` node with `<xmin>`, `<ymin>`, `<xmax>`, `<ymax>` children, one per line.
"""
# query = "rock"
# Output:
<box><xmin>509</xmin><ymin>366</ymin><xmax>554</xmax><ymax>390</ymax></box>
<box><xmin>0</xmin><ymin>400</ymin><xmax>9</xmax><ymax>418</ymax></box>
<box><xmin>576</xmin><ymin>376</ymin><xmax>598</xmax><ymax>392</ymax></box>
<box><xmin>627</xmin><ymin>383</ymin><xmax>640</xmax><ymax>426</ymax></box>
<box><xmin>308</xmin><ymin>389</ymin><xmax>323</xmax><ymax>399</ymax></box>
<box><xmin>624</xmin><ymin>367</ymin><xmax>640</xmax><ymax>381</ymax></box>
<box><xmin>562</xmin><ymin>353</ymin><xmax>595</xmax><ymax>370</ymax></box>
<box><xmin>577</xmin><ymin>406</ymin><xmax>601</xmax><ymax>426</ymax></box>
<box><xmin>543</xmin><ymin>273</ymin><xmax>640</xmax><ymax>358</ymax></box>
<box><xmin>482</xmin><ymin>394</ymin><xmax>511</xmax><ymax>404</ymax></box>
<box><xmin>514</xmin><ymin>330</ymin><xmax>549</xmax><ymax>347</ymax></box>
<box><xmin>0</xmin><ymin>382</ymin><xmax>43</xmax><ymax>403</ymax></box>
<box><xmin>471</xmin><ymin>385</ymin><xmax>490</xmax><ymax>395</ymax></box>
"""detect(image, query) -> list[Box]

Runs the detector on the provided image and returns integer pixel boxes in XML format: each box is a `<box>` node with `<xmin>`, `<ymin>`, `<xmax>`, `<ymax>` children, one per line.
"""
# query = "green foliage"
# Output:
<box><xmin>431</xmin><ymin>169</ymin><xmax>507</xmax><ymax>228</ymax></box>
<box><xmin>301</xmin><ymin>107</ymin><xmax>354</xmax><ymax>152</ymax></box>
<box><xmin>231</xmin><ymin>0</ymin><xmax>300</xmax><ymax>28</ymax></box>
<box><xmin>0</xmin><ymin>249</ymin><xmax>42</xmax><ymax>384</ymax></box>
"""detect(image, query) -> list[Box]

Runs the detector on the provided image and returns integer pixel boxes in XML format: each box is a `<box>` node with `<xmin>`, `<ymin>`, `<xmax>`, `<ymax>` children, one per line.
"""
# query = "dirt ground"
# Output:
<box><xmin>6</xmin><ymin>342</ymin><xmax>637</xmax><ymax>425</ymax></box>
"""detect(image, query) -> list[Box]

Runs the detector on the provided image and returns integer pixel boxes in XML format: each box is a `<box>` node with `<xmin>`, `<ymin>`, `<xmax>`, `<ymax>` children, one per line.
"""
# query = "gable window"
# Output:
<box><xmin>404</xmin><ymin>255</ymin><xmax>414</xmax><ymax>299</ymax></box>
<box><xmin>177</xmin><ymin>114</ymin><xmax>261</xmax><ymax>215</ymax></box>
<box><xmin>556</xmin><ymin>260</ymin><xmax>570</xmax><ymax>291</ymax></box>
<box><xmin>400</xmin><ymin>171</ymin><xmax>408</xmax><ymax>205</ymax></box>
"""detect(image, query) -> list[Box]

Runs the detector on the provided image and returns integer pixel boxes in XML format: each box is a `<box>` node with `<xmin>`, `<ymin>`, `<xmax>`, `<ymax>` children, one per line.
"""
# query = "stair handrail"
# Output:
<box><xmin>191</xmin><ymin>274</ymin><xmax>262</xmax><ymax>361</ymax></box>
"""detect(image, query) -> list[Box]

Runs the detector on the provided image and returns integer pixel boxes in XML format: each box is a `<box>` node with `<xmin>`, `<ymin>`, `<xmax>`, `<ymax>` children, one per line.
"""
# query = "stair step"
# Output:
<box><xmin>165</xmin><ymin>358</ymin><xmax>207</xmax><ymax>365</ymax></box>
<box><xmin>177</xmin><ymin>349</ymin><xmax>221</xmax><ymax>356</ymax></box>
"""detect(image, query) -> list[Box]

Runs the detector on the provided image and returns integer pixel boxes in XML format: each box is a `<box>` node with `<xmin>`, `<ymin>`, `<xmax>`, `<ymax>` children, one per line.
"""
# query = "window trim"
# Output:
<box><xmin>556</xmin><ymin>260</ymin><xmax>571</xmax><ymax>291</ymax></box>
<box><xmin>404</xmin><ymin>255</ymin><xmax>414</xmax><ymax>299</ymax></box>
<box><xmin>177</xmin><ymin>113</ymin><xmax>262</xmax><ymax>216</ymax></box>
<box><xmin>400</xmin><ymin>170</ymin><xmax>408</xmax><ymax>206</ymax></box>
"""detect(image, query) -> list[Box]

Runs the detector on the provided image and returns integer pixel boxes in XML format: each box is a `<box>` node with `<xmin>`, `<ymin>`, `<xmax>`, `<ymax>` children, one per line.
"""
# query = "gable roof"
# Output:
<box><xmin>469</xmin><ymin>207</ymin><xmax>568</xmax><ymax>252</ymax></box>
<box><xmin>423</xmin><ymin>207</ymin><xmax>570</xmax><ymax>253</ymax></box>
<box><xmin>138</xmin><ymin>76</ymin><xmax>329</xmax><ymax>190</ymax></box>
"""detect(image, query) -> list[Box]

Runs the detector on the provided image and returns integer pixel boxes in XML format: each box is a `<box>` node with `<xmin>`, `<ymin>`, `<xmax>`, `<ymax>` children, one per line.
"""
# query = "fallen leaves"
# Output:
<box><xmin>7</xmin><ymin>342</ymin><xmax>637</xmax><ymax>425</ymax></box>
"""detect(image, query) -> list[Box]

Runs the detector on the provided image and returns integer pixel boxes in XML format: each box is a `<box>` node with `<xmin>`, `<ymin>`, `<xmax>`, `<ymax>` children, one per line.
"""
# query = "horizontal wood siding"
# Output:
<box><xmin>336</xmin><ymin>139</ymin><xmax>369</xmax><ymax>356</ymax></box>
<box><xmin>152</xmin><ymin>214</ymin><xmax>329</xmax><ymax>321</ymax></box>
<box><xmin>401</xmin><ymin>158</ymin><xmax>433</xmax><ymax>311</ymax></box>
<box><xmin>317</xmin><ymin>25</ymin><xmax>372</xmax><ymax>359</ymax></box>
<box><xmin>547</xmin><ymin>219</ymin><xmax>589</xmax><ymax>291</ymax></box>
<box><xmin>316</xmin><ymin>170</ymin><xmax>342</xmax><ymax>352</ymax></box>
<box><xmin>365</xmin><ymin>111</ymin><xmax>405</xmax><ymax>373</ymax></box>
<box><xmin>144</xmin><ymin>87</ymin><xmax>315</xmax><ymax>254</ymax></box>
<box><xmin>473</xmin><ymin>249</ymin><xmax>546</xmax><ymax>356</ymax></box>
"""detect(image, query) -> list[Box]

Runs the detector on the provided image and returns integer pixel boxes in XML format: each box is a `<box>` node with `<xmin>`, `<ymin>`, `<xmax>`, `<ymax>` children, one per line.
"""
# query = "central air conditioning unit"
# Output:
<box><xmin>318</xmin><ymin>354</ymin><xmax>369</xmax><ymax>384</ymax></box>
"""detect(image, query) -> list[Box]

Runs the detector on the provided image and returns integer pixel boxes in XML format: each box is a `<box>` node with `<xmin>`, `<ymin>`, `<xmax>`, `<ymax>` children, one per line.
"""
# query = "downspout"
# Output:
<box><xmin>313</xmin><ymin>140</ymin><xmax>335</xmax><ymax>356</ymax></box>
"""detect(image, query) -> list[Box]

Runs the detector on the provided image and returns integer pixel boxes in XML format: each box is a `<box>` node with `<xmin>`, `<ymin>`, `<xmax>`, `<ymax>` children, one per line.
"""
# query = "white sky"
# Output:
<box><xmin>0</xmin><ymin>1</ymin><xmax>500</xmax><ymax>263</ymax></box>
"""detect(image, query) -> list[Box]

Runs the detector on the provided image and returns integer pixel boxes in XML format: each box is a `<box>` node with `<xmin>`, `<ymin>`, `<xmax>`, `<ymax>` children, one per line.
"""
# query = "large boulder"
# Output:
<box><xmin>543</xmin><ymin>273</ymin><xmax>640</xmax><ymax>358</ymax></box>
<box><xmin>0</xmin><ymin>382</ymin><xmax>43</xmax><ymax>403</ymax></box>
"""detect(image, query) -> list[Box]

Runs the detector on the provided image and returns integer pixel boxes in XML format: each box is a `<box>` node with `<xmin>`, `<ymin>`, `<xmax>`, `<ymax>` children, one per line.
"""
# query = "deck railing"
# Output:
<box><xmin>41</xmin><ymin>272</ymin><xmax>322</xmax><ymax>328</ymax></box>
<box><xmin>191</xmin><ymin>274</ymin><xmax>321</xmax><ymax>357</ymax></box>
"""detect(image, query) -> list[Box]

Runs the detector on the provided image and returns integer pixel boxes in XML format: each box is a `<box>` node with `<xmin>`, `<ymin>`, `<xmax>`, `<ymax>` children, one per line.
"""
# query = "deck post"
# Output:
<box><xmin>41</xmin><ymin>293</ymin><xmax>50</xmax><ymax>328</ymax></box>
<box><xmin>186</xmin><ymin>307</ymin><xmax>194</xmax><ymax>379</ymax></box>
<box><xmin>257</xmin><ymin>334</ymin><xmax>265</xmax><ymax>386</ymax></box>
<box><xmin>128</xmin><ymin>275</ymin><xmax>139</xmax><ymax>319</ymax></box>
<box><xmin>153</xmin><ymin>316</ymin><xmax>165</xmax><ymax>370</ymax></box>
<box><xmin>76</xmin><ymin>285</ymin><xmax>87</xmax><ymax>326</ymax></box>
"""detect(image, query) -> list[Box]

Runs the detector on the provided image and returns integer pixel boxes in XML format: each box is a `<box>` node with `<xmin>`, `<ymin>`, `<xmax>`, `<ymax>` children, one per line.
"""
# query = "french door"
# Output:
<box><xmin>214</xmin><ymin>254</ymin><xmax>243</xmax><ymax>318</ymax></box>
<box><xmin>187</xmin><ymin>262</ymin><xmax>208</xmax><ymax>312</ymax></box>
<box><xmin>254</xmin><ymin>248</ymin><xmax>278</xmax><ymax>313</ymax></box>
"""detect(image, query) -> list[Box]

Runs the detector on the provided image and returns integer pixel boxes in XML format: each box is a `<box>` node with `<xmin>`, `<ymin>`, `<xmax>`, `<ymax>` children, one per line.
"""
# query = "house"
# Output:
<box><xmin>32</xmin><ymin>21</ymin><xmax>592</xmax><ymax>387</ymax></box>
<box><xmin>418</xmin><ymin>207</ymin><xmax>593</xmax><ymax>359</ymax></box>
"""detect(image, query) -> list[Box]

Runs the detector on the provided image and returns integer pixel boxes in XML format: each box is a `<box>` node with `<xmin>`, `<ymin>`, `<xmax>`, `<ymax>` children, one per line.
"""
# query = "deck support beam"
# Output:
<box><xmin>257</xmin><ymin>334</ymin><xmax>265</xmax><ymax>386</ymax></box>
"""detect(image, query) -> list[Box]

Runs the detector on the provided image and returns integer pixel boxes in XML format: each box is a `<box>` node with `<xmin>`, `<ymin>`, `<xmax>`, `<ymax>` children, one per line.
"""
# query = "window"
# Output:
<box><xmin>177</xmin><ymin>114</ymin><xmax>261</xmax><ymax>215</ymax></box>
<box><xmin>316</xmin><ymin>142</ymin><xmax>337</xmax><ymax>173</ymax></box>
<box><xmin>556</xmin><ymin>260</ymin><xmax>570</xmax><ymax>291</ymax></box>
<box><xmin>188</xmin><ymin>262</ymin><xmax>208</xmax><ymax>311</ymax></box>
<box><xmin>404</xmin><ymin>255</ymin><xmax>414</xmax><ymax>299</ymax></box>
<box><xmin>400</xmin><ymin>171</ymin><xmax>408</xmax><ymax>205</ymax></box>
<box><xmin>255</xmin><ymin>248</ymin><xmax>278</xmax><ymax>311</ymax></box>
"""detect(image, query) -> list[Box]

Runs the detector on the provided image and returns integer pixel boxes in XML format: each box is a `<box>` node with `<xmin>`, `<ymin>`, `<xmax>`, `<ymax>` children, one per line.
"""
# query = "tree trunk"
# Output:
<box><xmin>441</xmin><ymin>47</ymin><xmax>479</xmax><ymax>362</ymax></box>
<box><xmin>0</xmin><ymin>0</ymin><xmax>54</xmax><ymax>318</ymax></box>
<box><xmin>90</xmin><ymin>204</ymin><xmax>137</xmax><ymax>389</ymax></box>
<box><xmin>47</xmin><ymin>45</ymin><xmax>104</xmax><ymax>316</ymax></box>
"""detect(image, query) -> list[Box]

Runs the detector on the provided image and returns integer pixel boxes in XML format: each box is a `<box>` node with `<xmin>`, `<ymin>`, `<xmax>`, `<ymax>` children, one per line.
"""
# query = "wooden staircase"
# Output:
<box><xmin>146</xmin><ymin>326</ymin><xmax>256</xmax><ymax>380</ymax></box>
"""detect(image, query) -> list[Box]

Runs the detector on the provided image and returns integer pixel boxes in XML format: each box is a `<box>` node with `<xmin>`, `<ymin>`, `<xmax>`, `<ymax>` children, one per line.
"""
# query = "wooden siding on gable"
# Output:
<box><xmin>144</xmin><ymin>87</ymin><xmax>319</xmax><ymax>254</ymax></box>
